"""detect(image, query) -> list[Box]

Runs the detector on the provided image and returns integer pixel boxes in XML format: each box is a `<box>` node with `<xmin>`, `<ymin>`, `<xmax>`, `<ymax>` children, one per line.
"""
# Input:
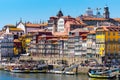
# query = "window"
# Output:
<box><xmin>113</xmin><ymin>39</ymin><xmax>115</xmax><ymax>42</ymax></box>
<box><xmin>108</xmin><ymin>38</ymin><xmax>110</xmax><ymax>42</ymax></box>
<box><xmin>108</xmin><ymin>32</ymin><xmax>110</xmax><ymax>36</ymax></box>
<box><xmin>113</xmin><ymin>32</ymin><xmax>115</xmax><ymax>36</ymax></box>
<box><xmin>118</xmin><ymin>32</ymin><xmax>120</xmax><ymax>36</ymax></box>
<box><xmin>119</xmin><ymin>39</ymin><xmax>120</xmax><ymax>43</ymax></box>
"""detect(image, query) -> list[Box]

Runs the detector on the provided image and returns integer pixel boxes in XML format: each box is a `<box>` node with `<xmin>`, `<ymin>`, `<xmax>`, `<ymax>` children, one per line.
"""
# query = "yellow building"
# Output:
<box><xmin>96</xmin><ymin>27</ymin><xmax>106</xmax><ymax>57</ymax></box>
<box><xmin>96</xmin><ymin>26</ymin><xmax>120</xmax><ymax>63</ymax></box>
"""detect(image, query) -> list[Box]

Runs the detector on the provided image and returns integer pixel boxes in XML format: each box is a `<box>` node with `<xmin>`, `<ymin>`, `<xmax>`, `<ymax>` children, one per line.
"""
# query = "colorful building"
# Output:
<box><xmin>87</xmin><ymin>31</ymin><xmax>96</xmax><ymax>57</ymax></box>
<box><xmin>96</xmin><ymin>26</ymin><xmax>120</xmax><ymax>63</ymax></box>
<box><xmin>0</xmin><ymin>33</ymin><xmax>14</xmax><ymax>57</ymax></box>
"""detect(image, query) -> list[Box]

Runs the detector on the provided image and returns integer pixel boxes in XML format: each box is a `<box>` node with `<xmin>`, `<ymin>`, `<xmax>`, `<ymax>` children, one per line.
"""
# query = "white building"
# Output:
<box><xmin>0</xmin><ymin>33</ymin><xmax>14</xmax><ymax>57</ymax></box>
<box><xmin>87</xmin><ymin>31</ymin><xmax>96</xmax><ymax>57</ymax></box>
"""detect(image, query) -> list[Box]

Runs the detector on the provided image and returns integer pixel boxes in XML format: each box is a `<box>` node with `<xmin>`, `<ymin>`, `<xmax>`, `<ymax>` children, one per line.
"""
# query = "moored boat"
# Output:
<box><xmin>10</xmin><ymin>69</ymin><xmax>47</xmax><ymax>73</ymax></box>
<box><xmin>88</xmin><ymin>69</ymin><xmax>116</xmax><ymax>79</ymax></box>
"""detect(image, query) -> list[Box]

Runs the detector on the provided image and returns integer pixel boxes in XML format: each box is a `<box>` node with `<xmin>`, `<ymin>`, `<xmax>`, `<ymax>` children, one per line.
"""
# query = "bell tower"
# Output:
<box><xmin>103</xmin><ymin>6</ymin><xmax>110</xmax><ymax>19</ymax></box>
<box><xmin>56</xmin><ymin>10</ymin><xmax>64</xmax><ymax>17</ymax></box>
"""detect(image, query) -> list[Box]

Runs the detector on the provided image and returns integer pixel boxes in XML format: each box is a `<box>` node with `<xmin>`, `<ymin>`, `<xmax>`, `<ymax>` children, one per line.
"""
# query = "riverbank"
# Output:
<box><xmin>0</xmin><ymin>62</ymin><xmax>93</xmax><ymax>74</ymax></box>
<box><xmin>0</xmin><ymin>55</ymin><xmax>102</xmax><ymax>74</ymax></box>
<box><xmin>19</xmin><ymin>55</ymin><xmax>102</xmax><ymax>65</ymax></box>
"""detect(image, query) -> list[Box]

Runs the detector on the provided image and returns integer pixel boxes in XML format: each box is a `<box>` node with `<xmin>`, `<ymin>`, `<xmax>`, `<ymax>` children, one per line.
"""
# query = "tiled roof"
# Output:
<box><xmin>65</xmin><ymin>19</ymin><xmax>86</xmax><ymax>26</ymax></box>
<box><xmin>14</xmin><ymin>39</ymin><xmax>20</xmax><ymax>42</ymax></box>
<box><xmin>113</xmin><ymin>18</ymin><xmax>120</xmax><ymax>22</ymax></box>
<box><xmin>28</xmin><ymin>29</ymin><xmax>48</xmax><ymax>33</ymax></box>
<box><xmin>96</xmin><ymin>26</ymin><xmax>120</xmax><ymax>31</ymax></box>
<box><xmin>82</xmin><ymin>17</ymin><xmax>107</xmax><ymax>21</ymax></box>
<box><xmin>25</xmin><ymin>23</ymin><xmax>48</xmax><ymax>28</ymax></box>
<box><xmin>81</xmin><ymin>34</ymin><xmax>88</xmax><ymax>36</ymax></box>
<box><xmin>53</xmin><ymin>32</ymin><xmax>68</xmax><ymax>36</ymax></box>
<box><xmin>9</xmin><ymin>28</ymin><xmax>24</xmax><ymax>31</ymax></box>
<box><xmin>71</xmin><ymin>28</ymin><xmax>89</xmax><ymax>32</ymax></box>
<box><xmin>87</xmin><ymin>26</ymin><xmax>95</xmax><ymax>28</ymax></box>
<box><xmin>88</xmin><ymin>30</ymin><xmax>96</xmax><ymax>34</ymax></box>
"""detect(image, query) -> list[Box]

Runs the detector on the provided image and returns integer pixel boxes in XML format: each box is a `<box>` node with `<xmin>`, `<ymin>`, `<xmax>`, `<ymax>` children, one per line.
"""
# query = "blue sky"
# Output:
<box><xmin>0</xmin><ymin>0</ymin><xmax>120</xmax><ymax>29</ymax></box>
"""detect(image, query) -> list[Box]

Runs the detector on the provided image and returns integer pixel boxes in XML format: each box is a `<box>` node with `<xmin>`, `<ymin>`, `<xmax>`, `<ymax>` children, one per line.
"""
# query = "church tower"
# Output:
<box><xmin>103</xmin><ymin>6</ymin><xmax>110</xmax><ymax>19</ymax></box>
<box><xmin>56</xmin><ymin>10</ymin><xmax>64</xmax><ymax>17</ymax></box>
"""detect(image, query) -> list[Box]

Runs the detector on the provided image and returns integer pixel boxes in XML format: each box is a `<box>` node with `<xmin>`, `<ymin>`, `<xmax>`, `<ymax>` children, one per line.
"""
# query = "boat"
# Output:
<box><xmin>10</xmin><ymin>68</ymin><xmax>47</xmax><ymax>73</ymax></box>
<box><xmin>88</xmin><ymin>69</ymin><xmax>116</xmax><ymax>79</ymax></box>
<box><xmin>9</xmin><ymin>64</ymin><xmax>48</xmax><ymax>73</ymax></box>
<box><xmin>49</xmin><ymin>70</ymin><xmax>75</xmax><ymax>75</ymax></box>
<box><xmin>63</xmin><ymin>71</ymin><xmax>75</xmax><ymax>75</ymax></box>
<box><xmin>49</xmin><ymin>66</ymin><xmax>75</xmax><ymax>75</ymax></box>
<box><xmin>9</xmin><ymin>66</ymin><xmax>47</xmax><ymax>73</ymax></box>
<box><xmin>49</xmin><ymin>70</ymin><xmax>63</xmax><ymax>74</ymax></box>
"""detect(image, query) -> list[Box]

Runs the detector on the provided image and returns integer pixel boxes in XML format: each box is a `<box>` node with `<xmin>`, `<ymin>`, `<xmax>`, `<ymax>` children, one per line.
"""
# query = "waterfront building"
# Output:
<box><xmin>13</xmin><ymin>39</ymin><xmax>21</xmax><ymax>55</ymax></box>
<box><xmin>0</xmin><ymin>31</ymin><xmax>4</xmax><ymax>58</ymax></box>
<box><xmin>38</xmin><ymin>36</ymin><xmax>60</xmax><ymax>56</ymax></box>
<box><xmin>67</xmin><ymin>33</ymin><xmax>75</xmax><ymax>57</ymax></box>
<box><xmin>96</xmin><ymin>26</ymin><xmax>106</xmax><ymax>58</ymax></box>
<box><xmin>0</xmin><ymin>33</ymin><xmax>14</xmax><ymax>57</ymax></box>
<box><xmin>29</xmin><ymin>29</ymin><xmax>54</xmax><ymax>56</ymax></box>
<box><xmin>68</xmin><ymin>29</ymin><xmax>89</xmax><ymax>56</ymax></box>
<box><xmin>96</xmin><ymin>26</ymin><xmax>120</xmax><ymax>63</ymax></box>
<box><xmin>87</xmin><ymin>30</ymin><xmax>96</xmax><ymax>57</ymax></box>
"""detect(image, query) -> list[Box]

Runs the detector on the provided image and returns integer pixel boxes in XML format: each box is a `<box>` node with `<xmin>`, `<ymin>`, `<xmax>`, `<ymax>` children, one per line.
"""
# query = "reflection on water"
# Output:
<box><xmin>0</xmin><ymin>71</ymin><xmax>119</xmax><ymax>80</ymax></box>
<box><xmin>9</xmin><ymin>73</ymin><xmax>88</xmax><ymax>80</ymax></box>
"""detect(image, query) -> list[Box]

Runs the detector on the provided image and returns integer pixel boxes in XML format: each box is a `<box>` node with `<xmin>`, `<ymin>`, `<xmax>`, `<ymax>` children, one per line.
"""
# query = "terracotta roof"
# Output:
<box><xmin>87</xmin><ymin>26</ymin><xmax>95</xmax><ymax>28</ymax></box>
<box><xmin>53</xmin><ymin>32</ymin><xmax>68</xmax><ymax>36</ymax></box>
<box><xmin>71</xmin><ymin>28</ymin><xmax>89</xmax><ymax>32</ymax></box>
<box><xmin>81</xmin><ymin>34</ymin><xmax>88</xmax><ymax>36</ymax></box>
<box><xmin>96</xmin><ymin>26</ymin><xmax>120</xmax><ymax>31</ymax></box>
<box><xmin>14</xmin><ymin>39</ymin><xmax>20</xmax><ymax>42</ymax></box>
<box><xmin>28</xmin><ymin>29</ymin><xmax>48</xmax><ymax>33</ymax></box>
<box><xmin>82</xmin><ymin>17</ymin><xmax>106</xmax><ymax>21</ymax></box>
<box><xmin>88</xmin><ymin>30</ymin><xmax>96</xmax><ymax>34</ymax></box>
<box><xmin>48</xmin><ymin>38</ymin><xmax>58</xmax><ymax>41</ymax></box>
<box><xmin>9</xmin><ymin>28</ymin><xmax>24</xmax><ymax>31</ymax></box>
<box><xmin>113</xmin><ymin>18</ymin><xmax>120</xmax><ymax>22</ymax></box>
<box><xmin>66</xmin><ymin>19</ymin><xmax>85</xmax><ymax>26</ymax></box>
<box><xmin>25</xmin><ymin>23</ymin><xmax>48</xmax><ymax>28</ymax></box>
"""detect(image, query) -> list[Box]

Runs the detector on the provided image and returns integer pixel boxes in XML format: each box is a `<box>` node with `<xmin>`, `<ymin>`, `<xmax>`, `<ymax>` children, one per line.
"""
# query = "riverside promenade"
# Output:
<box><xmin>19</xmin><ymin>55</ymin><xmax>102</xmax><ymax>74</ymax></box>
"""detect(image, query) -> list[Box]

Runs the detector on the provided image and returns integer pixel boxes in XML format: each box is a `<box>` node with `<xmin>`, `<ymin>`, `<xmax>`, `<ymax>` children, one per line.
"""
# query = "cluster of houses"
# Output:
<box><xmin>1</xmin><ymin>6</ymin><xmax>120</xmax><ymax>63</ymax></box>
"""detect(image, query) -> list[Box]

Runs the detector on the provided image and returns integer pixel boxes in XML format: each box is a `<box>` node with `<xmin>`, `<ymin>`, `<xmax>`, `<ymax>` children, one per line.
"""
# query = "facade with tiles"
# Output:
<box><xmin>0</xmin><ymin>33</ymin><xmax>14</xmax><ymax>57</ymax></box>
<box><xmin>96</xmin><ymin>26</ymin><xmax>120</xmax><ymax>63</ymax></box>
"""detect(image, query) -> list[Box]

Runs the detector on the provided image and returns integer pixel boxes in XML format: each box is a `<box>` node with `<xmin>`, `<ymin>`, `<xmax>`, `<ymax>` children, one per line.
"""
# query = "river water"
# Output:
<box><xmin>0</xmin><ymin>71</ymin><xmax>119</xmax><ymax>80</ymax></box>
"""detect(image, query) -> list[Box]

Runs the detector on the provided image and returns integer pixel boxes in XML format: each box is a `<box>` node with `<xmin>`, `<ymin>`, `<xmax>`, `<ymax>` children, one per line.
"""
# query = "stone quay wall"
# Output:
<box><xmin>20</xmin><ymin>55</ymin><xmax>102</xmax><ymax>65</ymax></box>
